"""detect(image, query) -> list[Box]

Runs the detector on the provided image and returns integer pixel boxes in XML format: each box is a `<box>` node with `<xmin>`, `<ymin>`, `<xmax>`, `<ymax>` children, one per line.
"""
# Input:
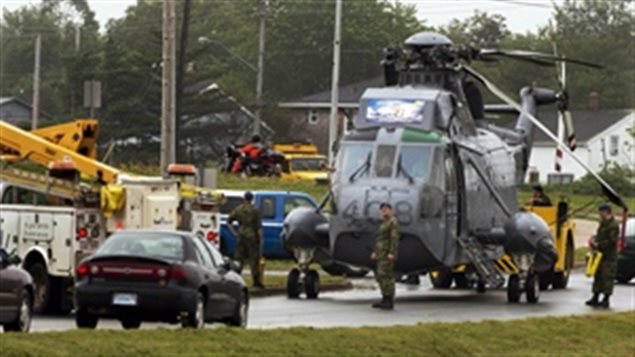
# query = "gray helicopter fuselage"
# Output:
<box><xmin>328</xmin><ymin>85</ymin><xmax>520</xmax><ymax>274</ymax></box>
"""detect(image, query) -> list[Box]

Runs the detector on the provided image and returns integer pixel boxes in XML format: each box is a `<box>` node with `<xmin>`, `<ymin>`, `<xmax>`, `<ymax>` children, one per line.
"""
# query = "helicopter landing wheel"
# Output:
<box><xmin>304</xmin><ymin>269</ymin><xmax>320</xmax><ymax>299</ymax></box>
<box><xmin>507</xmin><ymin>274</ymin><xmax>521</xmax><ymax>303</ymax></box>
<box><xmin>476</xmin><ymin>280</ymin><xmax>486</xmax><ymax>294</ymax></box>
<box><xmin>286</xmin><ymin>268</ymin><xmax>301</xmax><ymax>299</ymax></box>
<box><xmin>525</xmin><ymin>273</ymin><xmax>540</xmax><ymax>304</ymax></box>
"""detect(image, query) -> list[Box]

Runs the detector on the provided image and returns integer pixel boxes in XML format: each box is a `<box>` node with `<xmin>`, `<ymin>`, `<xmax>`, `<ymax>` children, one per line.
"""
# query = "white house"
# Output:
<box><xmin>528</xmin><ymin>109</ymin><xmax>634</xmax><ymax>184</ymax></box>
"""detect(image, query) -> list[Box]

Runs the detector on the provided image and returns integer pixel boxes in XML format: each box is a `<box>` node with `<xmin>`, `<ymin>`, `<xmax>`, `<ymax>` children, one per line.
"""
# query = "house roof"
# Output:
<box><xmin>0</xmin><ymin>96</ymin><xmax>52</xmax><ymax>120</ymax></box>
<box><xmin>532</xmin><ymin>109</ymin><xmax>633</xmax><ymax>144</ymax></box>
<box><xmin>279</xmin><ymin>76</ymin><xmax>384</xmax><ymax>108</ymax></box>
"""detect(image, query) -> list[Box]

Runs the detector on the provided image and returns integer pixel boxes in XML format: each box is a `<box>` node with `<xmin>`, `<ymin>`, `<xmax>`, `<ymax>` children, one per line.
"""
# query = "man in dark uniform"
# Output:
<box><xmin>586</xmin><ymin>203</ymin><xmax>619</xmax><ymax>308</ymax></box>
<box><xmin>529</xmin><ymin>185</ymin><xmax>552</xmax><ymax>206</ymax></box>
<box><xmin>228</xmin><ymin>192</ymin><xmax>265</xmax><ymax>288</ymax></box>
<box><xmin>370</xmin><ymin>203</ymin><xmax>400</xmax><ymax>310</ymax></box>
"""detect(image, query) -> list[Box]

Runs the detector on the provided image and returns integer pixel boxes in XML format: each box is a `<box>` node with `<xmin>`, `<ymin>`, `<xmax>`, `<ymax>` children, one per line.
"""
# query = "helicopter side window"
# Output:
<box><xmin>398</xmin><ymin>146</ymin><xmax>432</xmax><ymax>179</ymax></box>
<box><xmin>374</xmin><ymin>145</ymin><xmax>396</xmax><ymax>178</ymax></box>
<box><xmin>339</xmin><ymin>143</ymin><xmax>373</xmax><ymax>179</ymax></box>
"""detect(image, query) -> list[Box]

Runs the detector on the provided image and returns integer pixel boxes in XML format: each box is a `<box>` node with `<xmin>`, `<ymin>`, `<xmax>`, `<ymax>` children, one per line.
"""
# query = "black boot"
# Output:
<box><xmin>372</xmin><ymin>296</ymin><xmax>387</xmax><ymax>309</ymax></box>
<box><xmin>379</xmin><ymin>295</ymin><xmax>394</xmax><ymax>310</ymax></box>
<box><xmin>599</xmin><ymin>294</ymin><xmax>610</xmax><ymax>309</ymax></box>
<box><xmin>585</xmin><ymin>293</ymin><xmax>600</xmax><ymax>306</ymax></box>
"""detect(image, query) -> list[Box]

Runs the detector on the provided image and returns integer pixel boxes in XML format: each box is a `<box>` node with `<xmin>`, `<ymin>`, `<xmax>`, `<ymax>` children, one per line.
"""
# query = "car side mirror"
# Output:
<box><xmin>223</xmin><ymin>257</ymin><xmax>241</xmax><ymax>273</ymax></box>
<box><xmin>9</xmin><ymin>255</ymin><xmax>21</xmax><ymax>266</ymax></box>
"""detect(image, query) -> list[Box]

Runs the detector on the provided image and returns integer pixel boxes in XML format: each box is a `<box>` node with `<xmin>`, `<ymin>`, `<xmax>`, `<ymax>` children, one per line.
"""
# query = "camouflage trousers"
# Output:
<box><xmin>236</xmin><ymin>238</ymin><xmax>262</xmax><ymax>286</ymax></box>
<box><xmin>375</xmin><ymin>260</ymin><xmax>395</xmax><ymax>297</ymax></box>
<box><xmin>593</xmin><ymin>260</ymin><xmax>617</xmax><ymax>295</ymax></box>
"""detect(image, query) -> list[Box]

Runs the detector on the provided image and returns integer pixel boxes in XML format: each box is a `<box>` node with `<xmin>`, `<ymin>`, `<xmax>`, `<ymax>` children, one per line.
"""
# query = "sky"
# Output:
<box><xmin>1</xmin><ymin>0</ymin><xmax>567</xmax><ymax>34</ymax></box>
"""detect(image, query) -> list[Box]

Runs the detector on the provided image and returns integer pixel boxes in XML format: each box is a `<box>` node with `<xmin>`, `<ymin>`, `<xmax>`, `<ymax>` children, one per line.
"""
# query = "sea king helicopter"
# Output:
<box><xmin>281</xmin><ymin>32</ymin><xmax>629</xmax><ymax>303</ymax></box>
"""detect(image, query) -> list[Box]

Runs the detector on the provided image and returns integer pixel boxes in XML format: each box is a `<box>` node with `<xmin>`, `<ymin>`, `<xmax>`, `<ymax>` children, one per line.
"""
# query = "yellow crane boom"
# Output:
<box><xmin>0</xmin><ymin>120</ymin><xmax>119</xmax><ymax>184</ymax></box>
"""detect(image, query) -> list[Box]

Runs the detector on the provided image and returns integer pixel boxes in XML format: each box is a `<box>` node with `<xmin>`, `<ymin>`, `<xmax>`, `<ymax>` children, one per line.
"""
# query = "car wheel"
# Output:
<box><xmin>229</xmin><ymin>290</ymin><xmax>249</xmax><ymax>328</ymax></box>
<box><xmin>286</xmin><ymin>268</ymin><xmax>301</xmax><ymax>299</ymax></box>
<box><xmin>75</xmin><ymin>308</ymin><xmax>98</xmax><ymax>329</ymax></box>
<box><xmin>120</xmin><ymin>318</ymin><xmax>142</xmax><ymax>329</ymax></box>
<box><xmin>305</xmin><ymin>269</ymin><xmax>320</xmax><ymax>299</ymax></box>
<box><xmin>526</xmin><ymin>273</ymin><xmax>540</xmax><ymax>304</ymax></box>
<box><xmin>507</xmin><ymin>274</ymin><xmax>521</xmax><ymax>303</ymax></box>
<box><xmin>4</xmin><ymin>289</ymin><xmax>33</xmax><ymax>332</ymax></box>
<box><xmin>27</xmin><ymin>262</ymin><xmax>51</xmax><ymax>314</ymax></box>
<box><xmin>429</xmin><ymin>268</ymin><xmax>453</xmax><ymax>289</ymax></box>
<box><xmin>182</xmin><ymin>292</ymin><xmax>205</xmax><ymax>329</ymax></box>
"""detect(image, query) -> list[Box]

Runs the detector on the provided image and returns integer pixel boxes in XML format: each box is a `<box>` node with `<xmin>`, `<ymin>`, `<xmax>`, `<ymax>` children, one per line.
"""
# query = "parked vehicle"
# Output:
<box><xmin>74</xmin><ymin>230</ymin><xmax>248</xmax><ymax>329</ymax></box>
<box><xmin>0</xmin><ymin>182</ymin><xmax>105</xmax><ymax>313</ymax></box>
<box><xmin>218</xmin><ymin>190</ymin><xmax>319</xmax><ymax>258</ymax></box>
<box><xmin>617</xmin><ymin>217</ymin><xmax>635</xmax><ymax>284</ymax></box>
<box><xmin>0</xmin><ymin>248</ymin><xmax>34</xmax><ymax>332</ymax></box>
<box><xmin>273</xmin><ymin>143</ymin><xmax>329</xmax><ymax>183</ymax></box>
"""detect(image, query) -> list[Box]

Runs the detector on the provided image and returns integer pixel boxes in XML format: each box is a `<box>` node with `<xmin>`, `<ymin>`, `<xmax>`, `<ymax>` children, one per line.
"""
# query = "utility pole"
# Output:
<box><xmin>160</xmin><ymin>0</ymin><xmax>177</xmax><ymax>177</ymax></box>
<box><xmin>175</xmin><ymin>0</ymin><xmax>191</xmax><ymax>163</ymax></box>
<box><xmin>74</xmin><ymin>24</ymin><xmax>81</xmax><ymax>52</ymax></box>
<box><xmin>31</xmin><ymin>33</ymin><xmax>41</xmax><ymax>130</ymax></box>
<box><xmin>328</xmin><ymin>0</ymin><xmax>342</xmax><ymax>163</ymax></box>
<box><xmin>254</xmin><ymin>0</ymin><xmax>267</xmax><ymax>136</ymax></box>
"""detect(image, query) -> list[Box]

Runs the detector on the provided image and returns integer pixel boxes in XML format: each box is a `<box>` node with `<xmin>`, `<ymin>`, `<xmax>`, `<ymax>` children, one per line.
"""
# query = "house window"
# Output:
<box><xmin>307</xmin><ymin>109</ymin><xmax>319</xmax><ymax>125</ymax></box>
<box><xmin>547</xmin><ymin>173</ymin><xmax>574</xmax><ymax>185</ymax></box>
<box><xmin>609</xmin><ymin>135</ymin><xmax>619</xmax><ymax>156</ymax></box>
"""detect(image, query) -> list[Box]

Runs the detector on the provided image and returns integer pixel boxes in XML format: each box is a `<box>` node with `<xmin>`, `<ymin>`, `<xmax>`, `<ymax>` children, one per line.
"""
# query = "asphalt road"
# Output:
<box><xmin>28</xmin><ymin>271</ymin><xmax>634</xmax><ymax>332</ymax></box>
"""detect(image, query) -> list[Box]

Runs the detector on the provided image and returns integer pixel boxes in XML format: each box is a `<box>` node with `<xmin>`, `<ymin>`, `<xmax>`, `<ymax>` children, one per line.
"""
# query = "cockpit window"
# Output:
<box><xmin>374</xmin><ymin>145</ymin><xmax>396</xmax><ymax>178</ymax></box>
<box><xmin>398</xmin><ymin>146</ymin><xmax>432</xmax><ymax>179</ymax></box>
<box><xmin>339</xmin><ymin>143</ymin><xmax>373</xmax><ymax>179</ymax></box>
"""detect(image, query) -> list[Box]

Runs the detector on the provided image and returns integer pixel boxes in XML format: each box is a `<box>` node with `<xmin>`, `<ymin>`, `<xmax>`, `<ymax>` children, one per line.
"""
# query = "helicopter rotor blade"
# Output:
<box><xmin>478</xmin><ymin>49</ymin><xmax>603</xmax><ymax>69</ymax></box>
<box><xmin>464</xmin><ymin>65</ymin><xmax>628</xmax><ymax>211</ymax></box>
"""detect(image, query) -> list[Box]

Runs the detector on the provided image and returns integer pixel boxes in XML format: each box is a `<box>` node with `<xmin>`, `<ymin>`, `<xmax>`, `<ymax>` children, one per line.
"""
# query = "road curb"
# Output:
<box><xmin>249</xmin><ymin>281</ymin><xmax>353</xmax><ymax>298</ymax></box>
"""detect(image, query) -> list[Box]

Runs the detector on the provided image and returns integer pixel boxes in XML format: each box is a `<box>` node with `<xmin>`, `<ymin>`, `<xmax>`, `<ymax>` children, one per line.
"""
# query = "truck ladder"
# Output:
<box><xmin>458</xmin><ymin>235</ymin><xmax>506</xmax><ymax>288</ymax></box>
<box><xmin>0</xmin><ymin>166</ymin><xmax>99</xmax><ymax>202</ymax></box>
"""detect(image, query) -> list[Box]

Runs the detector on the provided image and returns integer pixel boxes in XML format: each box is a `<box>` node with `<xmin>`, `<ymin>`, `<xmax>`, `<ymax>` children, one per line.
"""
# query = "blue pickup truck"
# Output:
<box><xmin>218</xmin><ymin>190</ymin><xmax>318</xmax><ymax>259</ymax></box>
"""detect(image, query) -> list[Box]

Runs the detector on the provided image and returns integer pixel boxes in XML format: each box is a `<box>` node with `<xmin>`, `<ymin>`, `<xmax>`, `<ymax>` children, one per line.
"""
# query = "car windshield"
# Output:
<box><xmin>219</xmin><ymin>196</ymin><xmax>244</xmax><ymax>214</ymax></box>
<box><xmin>95</xmin><ymin>233</ymin><xmax>184</xmax><ymax>261</ymax></box>
<box><xmin>339</xmin><ymin>143</ymin><xmax>373</xmax><ymax>179</ymax></box>
<box><xmin>291</xmin><ymin>158</ymin><xmax>325</xmax><ymax>171</ymax></box>
<box><xmin>398</xmin><ymin>146</ymin><xmax>433</xmax><ymax>179</ymax></box>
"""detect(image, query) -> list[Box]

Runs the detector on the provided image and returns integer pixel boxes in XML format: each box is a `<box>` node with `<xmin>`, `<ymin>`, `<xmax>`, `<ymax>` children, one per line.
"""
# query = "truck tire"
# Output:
<box><xmin>27</xmin><ymin>262</ymin><xmax>52</xmax><ymax>314</ymax></box>
<box><xmin>552</xmin><ymin>239</ymin><xmax>574</xmax><ymax>289</ymax></box>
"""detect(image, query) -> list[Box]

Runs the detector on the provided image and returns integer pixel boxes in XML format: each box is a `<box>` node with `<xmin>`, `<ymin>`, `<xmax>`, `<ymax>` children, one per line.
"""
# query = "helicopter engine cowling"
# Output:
<box><xmin>503</xmin><ymin>211</ymin><xmax>558</xmax><ymax>273</ymax></box>
<box><xmin>281</xmin><ymin>207</ymin><xmax>329</xmax><ymax>249</ymax></box>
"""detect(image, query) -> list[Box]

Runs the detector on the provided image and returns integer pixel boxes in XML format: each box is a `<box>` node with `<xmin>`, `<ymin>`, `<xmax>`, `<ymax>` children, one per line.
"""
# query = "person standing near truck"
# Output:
<box><xmin>586</xmin><ymin>203</ymin><xmax>619</xmax><ymax>308</ymax></box>
<box><xmin>228</xmin><ymin>192</ymin><xmax>265</xmax><ymax>288</ymax></box>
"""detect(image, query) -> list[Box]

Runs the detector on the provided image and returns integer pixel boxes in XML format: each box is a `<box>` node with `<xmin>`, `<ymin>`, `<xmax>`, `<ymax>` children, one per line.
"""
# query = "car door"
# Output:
<box><xmin>202</xmin><ymin>239</ymin><xmax>241</xmax><ymax>317</ymax></box>
<box><xmin>191</xmin><ymin>237</ymin><xmax>226</xmax><ymax>320</ymax></box>
<box><xmin>256</xmin><ymin>195</ymin><xmax>279</xmax><ymax>258</ymax></box>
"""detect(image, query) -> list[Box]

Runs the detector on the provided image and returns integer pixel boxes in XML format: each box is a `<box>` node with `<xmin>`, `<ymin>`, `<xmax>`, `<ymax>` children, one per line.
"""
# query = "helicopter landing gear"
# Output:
<box><xmin>287</xmin><ymin>248</ymin><xmax>320</xmax><ymax>299</ymax></box>
<box><xmin>507</xmin><ymin>254</ymin><xmax>540</xmax><ymax>304</ymax></box>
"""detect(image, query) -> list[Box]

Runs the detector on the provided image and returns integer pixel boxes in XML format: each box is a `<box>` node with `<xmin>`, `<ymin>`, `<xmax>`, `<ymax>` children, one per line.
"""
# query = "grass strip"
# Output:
<box><xmin>2</xmin><ymin>312</ymin><xmax>632</xmax><ymax>356</ymax></box>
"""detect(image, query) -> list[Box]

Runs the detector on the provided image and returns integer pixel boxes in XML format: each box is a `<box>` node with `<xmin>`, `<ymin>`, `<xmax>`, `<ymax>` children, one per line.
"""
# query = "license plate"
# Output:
<box><xmin>112</xmin><ymin>293</ymin><xmax>138</xmax><ymax>306</ymax></box>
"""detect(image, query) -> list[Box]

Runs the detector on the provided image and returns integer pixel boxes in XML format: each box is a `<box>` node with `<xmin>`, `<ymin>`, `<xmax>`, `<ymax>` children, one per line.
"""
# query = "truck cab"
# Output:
<box><xmin>273</xmin><ymin>144</ymin><xmax>329</xmax><ymax>183</ymax></box>
<box><xmin>218</xmin><ymin>190</ymin><xmax>318</xmax><ymax>259</ymax></box>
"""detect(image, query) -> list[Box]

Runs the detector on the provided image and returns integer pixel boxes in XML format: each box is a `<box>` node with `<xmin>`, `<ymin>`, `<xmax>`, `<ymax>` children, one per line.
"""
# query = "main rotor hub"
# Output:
<box><xmin>404</xmin><ymin>32</ymin><xmax>453</xmax><ymax>48</ymax></box>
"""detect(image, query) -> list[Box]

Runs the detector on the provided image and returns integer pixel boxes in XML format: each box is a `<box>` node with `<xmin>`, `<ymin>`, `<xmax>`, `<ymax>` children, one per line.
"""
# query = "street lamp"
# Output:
<box><xmin>198</xmin><ymin>36</ymin><xmax>264</xmax><ymax>135</ymax></box>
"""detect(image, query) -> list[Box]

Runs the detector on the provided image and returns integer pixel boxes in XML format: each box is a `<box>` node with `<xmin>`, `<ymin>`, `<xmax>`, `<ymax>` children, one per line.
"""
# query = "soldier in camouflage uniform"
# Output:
<box><xmin>370</xmin><ymin>203</ymin><xmax>400</xmax><ymax>310</ymax></box>
<box><xmin>586</xmin><ymin>203</ymin><xmax>619</xmax><ymax>308</ymax></box>
<box><xmin>228</xmin><ymin>192</ymin><xmax>265</xmax><ymax>288</ymax></box>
